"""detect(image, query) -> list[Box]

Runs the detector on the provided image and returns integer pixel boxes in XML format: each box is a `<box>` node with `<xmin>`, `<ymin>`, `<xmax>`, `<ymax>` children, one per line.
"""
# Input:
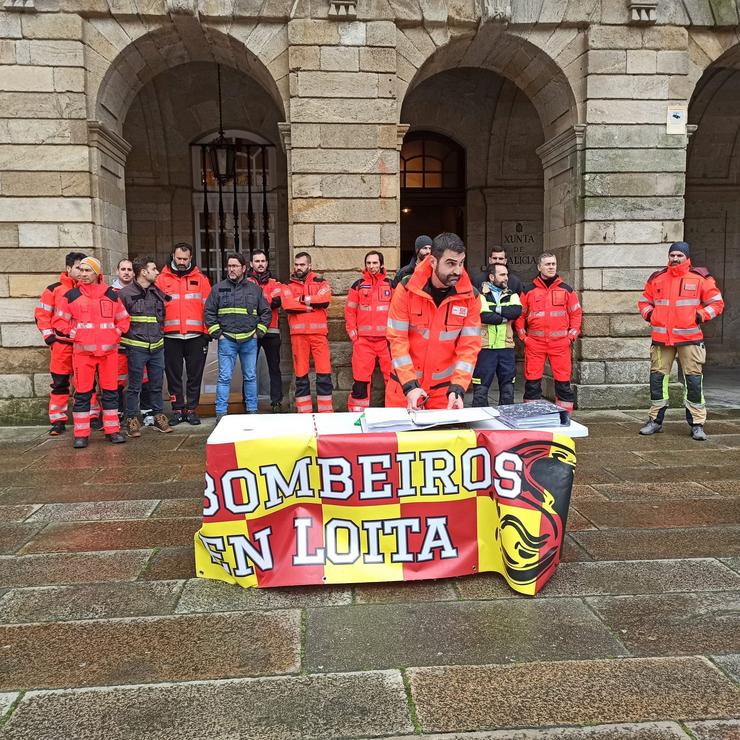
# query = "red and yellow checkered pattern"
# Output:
<box><xmin>194</xmin><ymin>428</ymin><xmax>576</xmax><ymax>596</ymax></box>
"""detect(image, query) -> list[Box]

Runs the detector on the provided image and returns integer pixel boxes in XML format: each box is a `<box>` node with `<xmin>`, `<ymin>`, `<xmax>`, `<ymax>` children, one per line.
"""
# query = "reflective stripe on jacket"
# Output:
<box><xmin>638</xmin><ymin>259</ymin><xmax>724</xmax><ymax>346</ymax></box>
<box><xmin>155</xmin><ymin>264</ymin><xmax>211</xmax><ymax>335</ymax></box>
<box><xmin>479</xmin><ymin>286</ymin><xmax>522</xmax><ymax>350</ymax></box>
<box><xmin>514</xmin><ymin>275</ymin><xmax>582</xmax><ymax>343</ymax></box>
<box><xmin>37</xmin><ymin>272</ymin><xmax>76</xmax><ymax>344</ymax></box>
<box><xmin>282</xmin><ymin>271</ymin><xmax>332</xmax><ymax>336</ymax></box>
<box><xmin>386</xmin><ymin>259</ymin><xmax>481</xmax><ymax>397</ymax></box>
<box><xmin>247</xmin><ymin>270</ymin><xmax>282</xmax><ymax>333</ymax></box>
<box><xmin>345</xmin><ymin>269</ymin><xmax>393</xmax><ymax>340</ymax></box>
<box><xmin>204</xmin><ymin>277</ymin><xmax>271</xmax><ymax>343</ymax></box>
<box><xmin>118</xmin><ymin>281</ymin><xmax>169</xmax><ymax>351</ymax></box>
<box><xmin>54</xmin><ymin>281</ymin><xmax>130</xmax><ymax>356</ymax></box>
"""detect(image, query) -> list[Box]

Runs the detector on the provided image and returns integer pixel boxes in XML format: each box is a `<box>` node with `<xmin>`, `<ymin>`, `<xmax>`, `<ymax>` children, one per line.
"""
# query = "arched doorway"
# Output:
<box><xmin>685</xmin><ymin>61</ymin><xmax>740</xmax><ymax>377</ymax></box>
<box><xmin>400</xmin><ymin>64</ymin><xmax>546</xmax><ymax>282</ymax></box>
<box><xmin>399</xmin><ymin>131</ymin><xmax>465</xmax><ymax>266</ymax></box>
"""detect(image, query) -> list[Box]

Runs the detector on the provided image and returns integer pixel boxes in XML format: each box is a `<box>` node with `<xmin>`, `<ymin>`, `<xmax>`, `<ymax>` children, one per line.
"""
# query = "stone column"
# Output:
<box><xmin>575</xmin><ymin>23</ymin><xmax>690</xmax><ymax>408</ymax></box>
<box><xmin>88</xmin><ymin>121</ymin><xmax>131</xmax><ymax>275</ymax></box>
<box><xmin>0</xmin><ymin>10</ymin><xmax>92</xmax><ymax>422</ymax></box>
<box><xmin>285</xmin><ymin>18</ymin><xmax>400</xmax><ymax>407</ymax></box>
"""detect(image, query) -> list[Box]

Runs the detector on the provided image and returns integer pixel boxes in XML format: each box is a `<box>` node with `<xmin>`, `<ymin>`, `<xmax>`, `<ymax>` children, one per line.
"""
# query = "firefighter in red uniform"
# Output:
<box><xmin>386</xmin><ymin>232</ymin><xmax>481</xmax><ymax>410</ymax></box>
<box><xmin>248</xmin><ymin>249</ymin><xmax>284</xmax><ymax>412</ymax></box>
<box><xmin>156</xmin><ymin>242</ymin><xmax>211</xmax><ymax>426</ymax></box>
<box><xmin>54</xmin><ymin>257</ymin><xmax>129</xmax><ymax>448</ymax></box>
<box><xmin>514</xmin><ymin>252</ymin><xmax>582</xmax><ymax>415</ymax></box>
<box><xmin>281</xmin><ymin>251</ymin><xmax>333</xmax><ymax>413</ymax></box>
<box><xmin>35</xmin><ymin>251</ymin><xmax>102</xmax><ymax>436</ymax></box>
<box><xmin>638</xmin><ymin>241</ymin><xmax>725</xmax><ymax>441</ymax></box>
<box><xmin>345</xmin><ymin>250</ymin><xmax>393</xmax><ymax>412</ymax></box>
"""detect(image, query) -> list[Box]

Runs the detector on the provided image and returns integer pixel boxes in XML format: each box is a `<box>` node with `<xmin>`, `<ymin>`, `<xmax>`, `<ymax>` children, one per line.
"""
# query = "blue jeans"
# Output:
<box><xmin>126</xmin><ymin>348</ymin><xmax>165</xmax><ymax>417</ymax></box>
<box><xmin>216</xmin><ymin>336</ymin><xmax>258</xmax><ymax>414</ymax></box>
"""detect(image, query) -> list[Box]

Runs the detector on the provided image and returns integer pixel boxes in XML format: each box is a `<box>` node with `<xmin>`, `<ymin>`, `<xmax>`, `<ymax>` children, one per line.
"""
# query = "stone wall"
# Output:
<box><xmin>2</xmin><ymin>0</ymin><xmax>740</xmax><ymax>421</ymax></box>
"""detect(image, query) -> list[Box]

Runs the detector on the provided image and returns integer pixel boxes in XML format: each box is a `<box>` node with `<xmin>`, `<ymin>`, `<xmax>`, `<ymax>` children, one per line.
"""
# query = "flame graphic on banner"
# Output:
<box><xmin>495</xmin><ymin>439</ymin><xmax>576</xmax><ymax>588</ymax></box>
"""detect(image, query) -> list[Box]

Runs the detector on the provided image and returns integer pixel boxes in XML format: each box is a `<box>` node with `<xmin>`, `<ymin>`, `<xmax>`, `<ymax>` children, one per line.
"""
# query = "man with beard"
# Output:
<box><xmin>281</xmin><ymin>251</ymin><xmax>334</xmax><ymax>413</ymax></box>
<box><xmin>472</xmin><ymin>246</ymin><xmax>523</xmax><ymax>295</ymax></box>
<box><xmin>112</xmin><ymin>258</ymin><xmax>153</xmax><ymax>425</ymax></box>
<box><xmin>53</xmin><ymin>257</ymin><xmax>129</xmax><ymax>448</ymax></box>
<box><xmin>345</xmin><ymin>250</ymin><xmax>393</xmax><ymax>411</ymax></box>
<box><xmin>471</xmin><ymin>263</ymin><xmax>522</xmax><ymax>407</ymax></box>
<box><xmin>156</xmin><ymin>243</ymin><xmax>212</xmax><ymax>426</ymax></box>
<box><xmin>514</xmin><ymin>252</ymin><xmax>582</xmax><ymax>416</ymax></box>
<box><xmin>392</xmin><ymin>235</ymin><xmax>432</xmax><ymax>288</ymax></box>
<box><xmin>638</xmin><ymin>241</ymin><xmax>724</xmax><ymax>440</ymax></box>
<box><xmin>248</xmin><ymin>249</ymin><xmax>284</xmax><ymax>412</ymax></box>
<box><xmin>119</xmin><ymin>257</ymin><xmax>173</xmax><ymax>436</ymax></box>
<box><xmin>205</xmin><ymin>253</ymin><xmax>271</xmax><ymax>420</ymax></box>
<box><xmin>386</xmin><ymin>232</ymin><xmax>481</xmax><ymax>410</ymax></box>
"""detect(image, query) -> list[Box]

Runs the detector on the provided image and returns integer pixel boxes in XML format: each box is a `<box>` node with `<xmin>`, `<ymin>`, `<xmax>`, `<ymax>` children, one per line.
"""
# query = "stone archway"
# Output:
<box><xmin>397</xmin><ymin>27</ymin><xmax>584</xmax><ymax>284</ymax></box>
<box><xmin>87</xmin><ymin>18</ymin><xmax>289</xmax><ymax>275</ymax></box>
<box><xmin>685</xmin><ymin>58</ymin><xmax>740</xmax><ymax>371</ymax></box>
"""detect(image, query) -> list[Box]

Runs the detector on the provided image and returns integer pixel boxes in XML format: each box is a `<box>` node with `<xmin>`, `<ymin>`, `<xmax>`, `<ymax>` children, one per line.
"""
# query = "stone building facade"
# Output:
<box><xmin>0</xmin><ymin>0</ymin><xmax>738</xmax><ymax>421</ymax></box>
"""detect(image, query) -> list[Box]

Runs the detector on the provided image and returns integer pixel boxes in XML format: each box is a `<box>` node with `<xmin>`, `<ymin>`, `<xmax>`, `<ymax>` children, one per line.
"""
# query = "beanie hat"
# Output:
<box><xmin>414</xmin><ymin>235</ymin><xmax>433</xmax><ymax>254</ymax></box>
<box><xmin>80</xmin><ymin>256</ymin><xmax>102</xmax><ymax>276</ymax></box>
<box><xmin>669</xmin><ymin>241</ymin><xmax>690</xmax><ymax>258</ymax></box>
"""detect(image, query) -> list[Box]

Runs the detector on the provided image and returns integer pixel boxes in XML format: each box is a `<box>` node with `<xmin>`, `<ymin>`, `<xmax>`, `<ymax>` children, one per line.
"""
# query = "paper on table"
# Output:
<box><xmin>361</xmin><ymin>406</ymin><xmax>499</xmax><ymax>433</ymax></box>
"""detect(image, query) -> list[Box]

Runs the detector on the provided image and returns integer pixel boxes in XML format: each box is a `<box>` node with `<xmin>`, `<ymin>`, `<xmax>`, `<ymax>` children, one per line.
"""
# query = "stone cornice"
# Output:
<box><xmin>536</xmin><ymin>124</ymin><xmax>586</xmax><ymax>169</ymax></box>
<box><xmin>87</xmin><ymin>121</ymin><xmax>132</xmax><ymax>167</ymax></box>
<box><xmin>396</xmin><ymin>123</ymin><xmax>410</xmax><ymax>151</ymax></box>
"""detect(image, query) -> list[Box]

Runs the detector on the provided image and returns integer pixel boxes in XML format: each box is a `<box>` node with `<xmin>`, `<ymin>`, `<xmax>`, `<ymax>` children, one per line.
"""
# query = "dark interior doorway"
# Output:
<box><xmin>400</xmin><ymin>131</ymin><xmax>466</xmax><ymax>267</ymax></box>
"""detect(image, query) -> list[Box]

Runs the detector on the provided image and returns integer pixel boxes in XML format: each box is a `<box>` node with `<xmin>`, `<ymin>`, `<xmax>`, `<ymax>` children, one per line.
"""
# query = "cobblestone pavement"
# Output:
<box><xmin>0</xmin><ymin>410</ymin><xmax>738</xmax><ymax>739</ymax></box>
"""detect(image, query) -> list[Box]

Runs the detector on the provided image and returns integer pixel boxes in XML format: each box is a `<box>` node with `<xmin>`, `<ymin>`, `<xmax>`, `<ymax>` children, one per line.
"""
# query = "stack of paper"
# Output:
<box><xmin>361</xmin><ymin>407</ymin><xmax>499</xmax><ymax>433</ymax></box>
<box><xmin>496</xmin><ymin>401</ymin><xmax>569</xmax><ymax>429</ymax></box>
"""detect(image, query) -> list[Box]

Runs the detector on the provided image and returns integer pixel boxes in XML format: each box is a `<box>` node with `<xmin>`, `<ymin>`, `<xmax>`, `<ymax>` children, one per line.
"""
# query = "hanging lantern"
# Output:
<box><xmin>208</xmin><ymin>133</ymin><xmax>235</xmax><ymax>185</ymax></box>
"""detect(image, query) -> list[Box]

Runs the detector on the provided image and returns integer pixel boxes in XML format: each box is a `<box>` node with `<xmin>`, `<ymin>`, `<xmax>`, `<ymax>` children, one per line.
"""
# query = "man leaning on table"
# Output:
<box><xmin>386</xmin><ymin>232</ymin><xmax>481</xmax><ymax>410</ymax></box>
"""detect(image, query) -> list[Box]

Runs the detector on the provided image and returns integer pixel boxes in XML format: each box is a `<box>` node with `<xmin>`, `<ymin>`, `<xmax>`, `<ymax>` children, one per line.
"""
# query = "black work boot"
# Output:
<box><xmin>106</xmin><ymin>432</ymin><xmax>126</xmax><ymax>444</ymax></box>
<box><xmin>49</xmin><ymin>422</ymin><xmax>66</xmax><ymax>436</ymax></box>
<box><xmin>73</xmin><ymin>437</ymin><xmax>88</xmax><ymax>449</ymax></box>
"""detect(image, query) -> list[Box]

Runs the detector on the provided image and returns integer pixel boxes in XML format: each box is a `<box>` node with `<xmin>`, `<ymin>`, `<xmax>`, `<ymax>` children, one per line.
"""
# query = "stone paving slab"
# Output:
<box><xmin>304</xmin><ymin>600</ymin><xmax>627</xmax><ymax>672</ymax></box>
<box><xmin>723</xmin><ymin>558</ymin><xmax>740</xmax><ymax>574</ymax></box>
<box><xmin>138</xmin><ymin>546</ymin><xmax>195</xmax><ymax>580</ymax></box>
<box><xmin>602</xmin><ymin>464</ymin><xmax>740</xmax><ymax>483</ymax></box>
<box><xmin>26</xmin><ymin>500</ymin><xmax>160</xmax><ymax>522</ymax></box>
<box><xmin>0</xmin><ymin>610</ymin><xmax>301</xmax><ymax>691</ymax></box>
<box><xmin>590</xmin><ymin>482</ymin><xmax>721</xmax><ymax>500</ymax></box>
<box><xmin>685</xmin><ymin>720</ymin><xmax>740</xmax><ymax>740</ymax></box>
<box><xmin>587</xmin><ymin>591</ymin><xmax>740</xmax><ymax>657</ymax></box>
<box><xmin>704</xmin><ymin>480</ymin><xmax>740</xmax><ymax>496</ymax></box>
<box><xmin>0</xmin><ymin>550</ymin><xmax>151</xmax><ymax>588</ymax></box>
<box><xmin>354</xmin><ymin>580</ymin><xmax>458</xmax><ymax>604</ymax></box>
<box><xmin>0</xmin><ymin>480</ymin><xmax>203</xmax><ymax>504</ymax></box>
<box><xmin>0</xmin><ymin>523</ymin><xmax>45</xmax><ymax>554</ymax></box>
<box><xmin>150</xmin><ymin>498</ymin><xmax>201</xmax><ymax>518</ymax></box>
<box><xmin>0</xmin><ymin>692</ymin><xmax>19</xmax><ymax>721</ymax></box>
<box><xmin>573</xmin><ymin>527</ymin><xmax>740</xmax><ymax>560</ymax></box>
<box><xmin>387</xmin><ymin>722</ymin><xmax>692</xmax><ymax>738</ymax></box>
<box><xmin>0</xmin><ymin>671</ymin><xmax>413</xmax><ymax>740</ymax></box>
<box><xmin>712</xmin><ymin>654</ymin><xmax>740</xmax><ymax>681</ymax></box>
<box><xmin>175</xmin><ymin>578</ymin><xmax>351</xmax><ymax>612</ymax></box>
<box><xmin>19</xmin><ymin>518</ymin><xmax>199</xmax><ymax>553</ymax></box>
<box><xmin>2</xmin><ymin>467</ymin><xmax>98</xmax><ymax>488</ymax></box>
<box><xmin>0</xmin><ymin>504</ymin><xmax>40</xmax><ymax>522</ymax></box>
<box><xmin>574</xmin><ymin>499</ymin><xmax>740</xmax><ymax>529</ymax></box>
<box><xmin>0</xmin><ymin>580</ymin><xmax>185</xmax><ymax>623</ymax></box>
<box><xmin>456</xmin><ymin>559</ymin><xmax>740</xmax><ymax>600</ymax></box>
<box><xmin>570</xmin><ymin>484</ymin><xmax>608</xmax><ymax>501</ymax></box>
<box><xmin>636</xmin><ymin>449</ymin><xmax>740</xmax><ymax>466</ymax></box>
<box><xmin>407</xmin><ymin>657</ymin><xmax>740</xmax><ymax>733</ymax></box>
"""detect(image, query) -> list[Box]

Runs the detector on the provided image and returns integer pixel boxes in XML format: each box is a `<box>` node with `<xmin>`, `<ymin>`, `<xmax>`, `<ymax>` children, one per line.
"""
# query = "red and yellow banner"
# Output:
<box><xmin>194</xmin><ymin>428</ymin><xmax>576</xmax><ymax>595</ymax></box>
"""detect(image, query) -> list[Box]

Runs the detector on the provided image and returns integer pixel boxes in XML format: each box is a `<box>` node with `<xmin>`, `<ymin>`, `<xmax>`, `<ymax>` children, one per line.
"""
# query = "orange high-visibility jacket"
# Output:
<box><xmin>386</xmin><ymin>259</ymin><xmax>481</xmax><ymax>402</ymax></box>
<box><xmin>248</xmin><ymin>271</ymin><xmax>282</xmax><ymax>333</ymax></box>
<box><xmin>345</xmin><ymin>268</ymin><xmax>394</xmax><ymax>341</ymax></box>
<box><xmin>282</xmin><ymin>271</ymin><xmax>332</xmax><ymax>335</ymax></box>
<box><xmin>638</xmin><ymin>259</ymin><xmax>724</xmax><ymax>346</ymax></box>
<box><xmin>35</xmin><ymin>272</ymin><xmax>76</xmax><ymax>344</ymax></box>
<box><xmin>54</xmin><ymin>281</ymin><xmax>130</xmax><ymax>356</ymax></box>
<box><xmin>156</xmin><ymin>264</ymin><xmax>211</xmax><ymax>335</ymax></box>
<box><xmin>514</xmin><ymin>275</ymin><xmax>582</xmax><ymax>343</ymax></box>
